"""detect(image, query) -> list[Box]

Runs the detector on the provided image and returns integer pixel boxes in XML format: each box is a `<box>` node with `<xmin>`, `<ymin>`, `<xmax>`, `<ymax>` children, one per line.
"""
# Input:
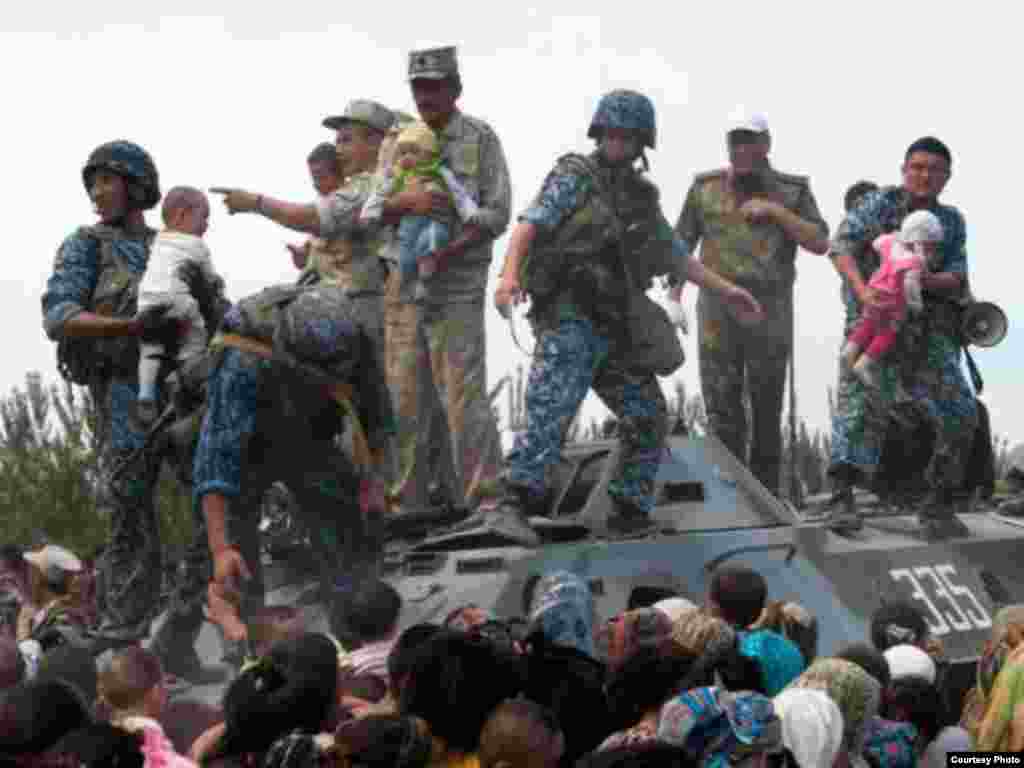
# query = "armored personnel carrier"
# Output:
<box><xmin>174</xmin><ymin>419</ymin><xmax>1022</xmax><ymax>716</ymax></box>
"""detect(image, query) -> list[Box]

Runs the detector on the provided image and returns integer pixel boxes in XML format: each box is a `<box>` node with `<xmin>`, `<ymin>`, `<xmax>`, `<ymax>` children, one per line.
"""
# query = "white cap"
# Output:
<box><xmin>23</xmin><ymin>544</ymin><xmax>83</xmax><ymax>575</ymax></box>
<box><xmin>884</xmin><ymin>643</ymin><xmax>937</xmax><ymax>684</ymax></box>
<box><xmin>727</xmin><ymin>107</ymin><xmax>770</xmax><ymax>135</ymax></box>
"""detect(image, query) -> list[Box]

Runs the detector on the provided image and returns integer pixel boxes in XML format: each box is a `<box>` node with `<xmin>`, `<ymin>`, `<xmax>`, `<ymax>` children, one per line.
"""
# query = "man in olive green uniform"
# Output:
<box><xmin>376</xmin><ymin>47</ymin><xmax>511</xmax><ymax>513</ymax></box>
<box><xmin>673</xmin><ymin>111</ymin><xmax>829</xmax><ymax>495</ymax></box>
<box><xmin>375</xmin><ymin>109</ymin><xmax>458</xmax><ymax>516</ymax></box>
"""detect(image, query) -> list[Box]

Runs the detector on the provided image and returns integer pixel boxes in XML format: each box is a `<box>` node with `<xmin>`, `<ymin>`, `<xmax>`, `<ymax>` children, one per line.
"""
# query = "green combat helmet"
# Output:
<box><xmin>82</xmin><ymin>140</ymin><xmax>161</xmax><ymax>211</ymax></box>
<box><xmin>587</xmin><ymin>89</ymin><xmax>656</xmax><ymax>150</ymax></box>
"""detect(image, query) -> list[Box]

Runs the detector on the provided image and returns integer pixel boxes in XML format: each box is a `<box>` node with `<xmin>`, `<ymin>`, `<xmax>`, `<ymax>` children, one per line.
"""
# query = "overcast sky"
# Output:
<box><xmin>6</xmin><ymin>1</ymin><xmax>1022</xmax><ymax>446</ymax></box>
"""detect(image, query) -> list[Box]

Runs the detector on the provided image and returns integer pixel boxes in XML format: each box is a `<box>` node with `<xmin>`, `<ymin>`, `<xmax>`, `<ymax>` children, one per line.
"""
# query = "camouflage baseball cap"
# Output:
<box><xmin>408</xmin><ymin>45</ymin><xmax>458</xmax><ymax>81</ymax></box>
<box><xmin>322</xmin><ymin>99</ymin><xmax>395</xmax><ymax>133</ymax></box>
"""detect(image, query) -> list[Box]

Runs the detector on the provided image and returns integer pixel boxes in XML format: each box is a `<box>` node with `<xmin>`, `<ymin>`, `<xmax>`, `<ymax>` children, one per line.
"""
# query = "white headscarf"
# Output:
<box><xmin>773</xmin><ymin>688</ymin><xmax>844</xmax><ymax>768</ymax></box>
<box><xmin>884</xmin><ymin>643</ymin><xmax>937</xmax><ymax>684</ymax></box>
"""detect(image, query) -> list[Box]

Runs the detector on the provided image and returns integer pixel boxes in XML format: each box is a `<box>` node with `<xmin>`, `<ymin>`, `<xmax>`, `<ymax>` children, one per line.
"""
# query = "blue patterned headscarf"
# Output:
<box><xmin>657</xmin><ymin>687</ymin><xmax>782</xmax><ymax>768</ymax></box>
<box><xmin>528</xmin><ymin>570</ymin><xmax>595</xmax><ymax>659</ymax></box>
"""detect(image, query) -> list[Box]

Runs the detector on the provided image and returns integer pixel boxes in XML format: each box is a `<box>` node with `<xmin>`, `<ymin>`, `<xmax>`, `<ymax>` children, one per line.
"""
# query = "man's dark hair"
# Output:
<box><xmin>905</xmin><ymin>136</ymin><xmax>952</xmax><ymax>167</ymax></box>
<box><xmin>870</xmin><ymin>601</ymin><xmax>929</xmax><ymax>651</ymax></box>
<box><xmin>576</xmin><ymin>744</ymin><xmax>697</xmax><ymax>768</ymax></box>
<box><xmin>844</xmin><ymin>180</ymin><xmax>879</xmax><ymax>212</ymax></box>
<box><xmin>307</xmin><ymin>142</ymin><xmax>340</xmax><ymax>172</ymax></box>
<box><xmin>386</xmin><ymin>623</ymin><xmax>440</xmax><ymax>697</ymax></box>
<box><xmin>709</xmin><ymin>565</ymin><xmax>767</xmax><ymax>629</ymax></box>
<box><xmin>332</xmin><ymin>579</ymin><xmax>402</xmax><ymax>644</ymax></box>
<box><xmin>836</xmin><ymin>642</ymin><xmax>891</xmax><ymax>688</ymax></box>
<box><xmin>400</xmin><ymin>631</ymin><xmax>523</xmax><ymax>752</ymax></box>
<box><xmin>48</xmin><ymin>724</ymin><xmax>144</xmax><ymax>768</ymax></box>
<box><xmin>218</xmin><ymin>633</ymin><xmax>339</xmax><ymax>759</ymax></box>
<box><xmin>604</xmin><ymin>647</ymin><xmax>697</xmax><ymax>729</ymax></box>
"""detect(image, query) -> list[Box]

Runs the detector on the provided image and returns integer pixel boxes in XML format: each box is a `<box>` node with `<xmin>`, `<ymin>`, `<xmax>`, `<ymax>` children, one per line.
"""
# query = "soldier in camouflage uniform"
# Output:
<box><xmin>214</xmin><ymin>99</ymin><xmax>394</xmax><ymax>364</ymax></box>
<box><xmin>828</xmin><ymin>137</ymin><xmax>978</xmax><ymax>538</ymax></box>
<box><xmin>673</xmin><ymin>111</ymin><xmax>830</xmax><ymax>496</ymax></box>
<box><xmin>151</xmin><ymin>282</ymin><xmax>395</xmax><ymax>671</ymax></box>
<box><xmin>375</xmin><ymin>46</ymin><xmax>510</xmax><ymax>515</ymax></box>
<box><xmin>41</xmin><ymin>141</ymin><xmax>181</xmax><ymax>649</ymax></box>
<box><xmin>488</xmin><ymin>91</ymin><xmax>763</xmax><ymax>543</ymax></box>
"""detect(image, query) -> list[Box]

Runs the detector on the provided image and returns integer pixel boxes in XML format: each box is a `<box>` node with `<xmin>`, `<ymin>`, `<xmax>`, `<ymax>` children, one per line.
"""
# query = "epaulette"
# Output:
<box><xmin>693</xmin><ymin>168</ymin><xmax>728</xmax><ymax>184</ymax></box>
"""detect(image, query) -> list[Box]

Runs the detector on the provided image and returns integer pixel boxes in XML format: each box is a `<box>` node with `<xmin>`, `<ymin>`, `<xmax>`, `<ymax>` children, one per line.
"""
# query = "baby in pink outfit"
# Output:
<box><xmin>843</xmin><ymin>210</ymin><xmax>944</xmax><ymax>387</ymax></box>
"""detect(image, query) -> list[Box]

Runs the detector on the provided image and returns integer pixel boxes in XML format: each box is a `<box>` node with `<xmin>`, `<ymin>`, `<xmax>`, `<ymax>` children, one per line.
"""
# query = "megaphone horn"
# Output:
<box><xmin>962</xmin><ymin>301</ymin><xmax>1008</xmax><ymax>348</ymax></box>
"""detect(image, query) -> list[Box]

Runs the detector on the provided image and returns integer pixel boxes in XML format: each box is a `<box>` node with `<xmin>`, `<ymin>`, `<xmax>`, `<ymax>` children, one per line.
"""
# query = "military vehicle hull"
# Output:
<box><xmin>173</xmin><ymin>431</ymin><xmax>1024</xmax><ymax>714</ymax></box>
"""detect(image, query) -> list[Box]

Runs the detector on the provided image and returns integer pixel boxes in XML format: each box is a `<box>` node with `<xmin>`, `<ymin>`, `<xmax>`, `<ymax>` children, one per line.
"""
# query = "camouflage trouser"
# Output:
<box><xmin>505</xmin><ymin>318</ymin><xmax>668</xmax><ymax>513</ymax></box>
<box><xmin>830</xmin><ymin>331</ymin><xmax>978</xmax><ymax>489</ymax></box>
<box><xmin>698</xmin><ymin>285</ymin><xmax>792</xmax><ymax>495</ymax></box>
<box><xmin>384</xmin><ymin>270</ymin><xmax>458</xmax><ymax>511</ymax></box>
<box><xmin>164</xmin><ymin>352</ymin><xmax>366</xmax><ymax>635</ymax></box>
<box><xmin>96</xmin><ymin>378</ymin><xmax>163</xmax><ymax>631</ymax></box>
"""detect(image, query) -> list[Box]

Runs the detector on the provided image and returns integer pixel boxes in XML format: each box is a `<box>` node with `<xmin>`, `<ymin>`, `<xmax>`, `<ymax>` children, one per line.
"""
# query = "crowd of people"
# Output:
<box><xmin>5</xmin><ymin>556</ymin><xmax>1024</xmax><ymax>766</ymax></box>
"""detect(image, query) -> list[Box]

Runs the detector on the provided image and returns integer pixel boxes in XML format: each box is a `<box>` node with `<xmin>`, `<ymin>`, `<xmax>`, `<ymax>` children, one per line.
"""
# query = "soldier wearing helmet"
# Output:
<box><xmin>41</xmin><ymin>142</ymin><xmax>193</xmax><ymax>666</ymax></box>
<box><xmin>475</xmin><ymin>90</ymin><xmax>762</xmax><ymax>542</ymax></box>
<box><xmin>673</xmin><ymin>109</ymin><xmax>830</xmax><ymax>499</ymax></box>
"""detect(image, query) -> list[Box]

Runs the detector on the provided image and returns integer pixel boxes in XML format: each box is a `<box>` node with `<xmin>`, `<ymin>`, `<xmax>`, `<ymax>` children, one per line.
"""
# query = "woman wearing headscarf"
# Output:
<box><xmin>784</xmin><ymin>658</ymin><xmax>881</xmax><ymax>764</ymax></box>
<box><xmin>962</xmin><ymin>604</ymin><xmax>1024</xmax><ymax>738</ymax></box>
<box><xmin>968</xmin><ymin>607</ymin><xmax>1024</xmax><ymax>752</ymax></box>
<box><xmin>772</xmin><ymin>689</ymin><xmax>844</xmax><ymax>768</ymax></box>
<box><xmin>656</xmin><ymin>687</ymin><xmax>783</xmax><ymax>766</ymax></box>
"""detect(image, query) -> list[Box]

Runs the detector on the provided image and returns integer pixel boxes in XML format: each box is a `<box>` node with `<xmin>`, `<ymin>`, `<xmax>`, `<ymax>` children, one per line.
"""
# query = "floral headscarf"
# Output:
<box><xmin>669</xmin><ymin>608</ymin><xmax>736</xmax><ymax>660</ymax></box>
<box><xmin>528</xmin><ymin>571</ymin><xmax>596</xmax><ymax>658</ymax></box>
<box><xmin>862</xmin><ymin>717</ymin><xmax>918</xmax><ymax>768</ymax></box>
<box><xmin>598</xmin><ymin>609</ymin><xmax>674</xmax><ymax>670</ymax></box>
<box><xmin>973</xmin><ymin>645</ymin><xmax>1024</xmax><ymax>751</ymax></box>
<box><xmin>962</xmin><ymin>604</ymin><xmax>1024</xmax><ymax>736</ymax></box>
<box><xmin>657</xmin><ymin>686</ymin><xmax>782</xmax><ymax>768</ymax></box>
<box><xmin>785</xmin><ymin>658</ymin><xmax>881</xmax><ymax>754</ymax></box>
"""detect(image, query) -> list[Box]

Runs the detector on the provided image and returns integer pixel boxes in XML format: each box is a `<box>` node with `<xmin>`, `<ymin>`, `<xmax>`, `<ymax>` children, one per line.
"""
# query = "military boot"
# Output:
<box><xmin>821</xmin><ymin>465</ymin><xmax>863</xmax><ymax>532</ymax></box>
<box><xmin>917</xmin><ymin>488</ymin><xmax>969</xmax><ymax>540</ymax></box>
<box><xmin>443</xmin><ymin>483</ymin><xmax>540</xmax><ymax>548</ymax></box>
<box><xmin>606</xmin><ymin>497</ymin><xmax>657</xmax><ymax>537</ymax></box>
<box><xmin>998</xmin><ymin>494</ymin><xmax>1024</xmax><ymax>517</ymax></box>
<box><xmin>149</xmin><ymin>609</ymin><xmax>227</xmax><ymax>686</ymax></box>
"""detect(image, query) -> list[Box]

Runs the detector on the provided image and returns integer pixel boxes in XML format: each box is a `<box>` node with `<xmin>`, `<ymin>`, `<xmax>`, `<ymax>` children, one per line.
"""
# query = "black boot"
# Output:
<box><xmin>822</xmin><ymin>465</ymin><xmax>862</xmax><ymax>531</ymax></box>
<box><xmin>917</xmin><ymin>489</ymin><xmax>969</xmax><ymax>540</ymax></box>
<box><xmin>606</xmin><ymin>497</ymin><xmax>657</xmax><ymax>537</ymax></box>
<box><xmin>150</xmin><ymin>610</ymin><xmax>227</xmax><ymax>686</ymax></box>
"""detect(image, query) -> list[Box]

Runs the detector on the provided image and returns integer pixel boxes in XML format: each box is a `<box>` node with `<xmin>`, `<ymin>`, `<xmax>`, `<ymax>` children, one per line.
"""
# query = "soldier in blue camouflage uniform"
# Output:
<box><xmin>151</xmin><ymin>282</ymin><xmax>395</xmax><ymax>669</ymax></box>
<box><xmin>828</xmin><ymin>137</ymin><xmax>977</xmax><ymax>538</ymax></box>
<box><xmin>487</xmin><ymin>91</ymin><xmax>763</xmax><ymax>542</ymax></box>
<box><xmin>41</xmin><ymin>141</ymin><xmax>181</xmax><ymax>650</ymax></box>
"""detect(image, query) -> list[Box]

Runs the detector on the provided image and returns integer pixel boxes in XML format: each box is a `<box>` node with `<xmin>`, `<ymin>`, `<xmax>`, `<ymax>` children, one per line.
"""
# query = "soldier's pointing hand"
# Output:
<box><xmin>210</xmin><ymin>187</ymin><xmax>261</xmax><ymax>215</ymax></box>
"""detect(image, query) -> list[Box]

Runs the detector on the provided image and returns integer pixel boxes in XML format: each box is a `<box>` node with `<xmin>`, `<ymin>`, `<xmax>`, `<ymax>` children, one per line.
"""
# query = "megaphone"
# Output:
<box><xmin>962</xmin><ymin>301</ymin><xmax>1008</xmax><ymax>347</ymax></box>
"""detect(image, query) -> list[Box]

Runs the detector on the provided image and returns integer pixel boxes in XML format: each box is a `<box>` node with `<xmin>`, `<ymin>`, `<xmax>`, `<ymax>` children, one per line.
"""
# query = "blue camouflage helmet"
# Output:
<box><xmin>587</xmin><ymin>89</ymin><xmax>657</xmax><ymax>149</ymax></box>
<box><xmin>82</xmin><ymin>140</ymin><xmax>161</xmax><ymax>211</ymax></box>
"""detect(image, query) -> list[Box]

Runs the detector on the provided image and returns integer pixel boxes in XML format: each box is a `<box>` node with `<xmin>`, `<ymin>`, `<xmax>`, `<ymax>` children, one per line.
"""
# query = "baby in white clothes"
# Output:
<box><xmin>136</xmin><ymin>186</ymin><xmax>221</xmax><ymax>424</ymax></box>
